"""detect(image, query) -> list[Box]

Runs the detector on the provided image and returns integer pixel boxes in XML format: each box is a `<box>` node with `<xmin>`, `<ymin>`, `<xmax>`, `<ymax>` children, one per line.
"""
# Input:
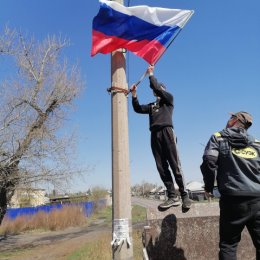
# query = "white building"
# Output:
<box><xmin>10</xmin><ymin>188</ymin><xmax>49</xmax><ymax>208</ymax></box>
<box><xmin>186</xmin><ymin>181</ymin><xmax>205</xmax><ymax>201</ymax></box>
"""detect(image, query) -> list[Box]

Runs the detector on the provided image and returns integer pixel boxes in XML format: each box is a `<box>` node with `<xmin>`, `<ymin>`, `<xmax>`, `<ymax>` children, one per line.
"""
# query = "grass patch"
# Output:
<box><xmin>0</xmin><ymin>248</ymin><xmax>36</xmax><ymax>259</ymax></box>
<box><xmin>87</xmin><ymin>205</ymin><xmax>146</xmax><ymax>226</ymax></box>
<box><xmin>0</xmin><ymin>204</ymin><xmax>147</xmax><ymax>260</ymax></box>
<box><xmin>0</xmin><ymin>204</ymin><xmax>146</xmax><ymax>236</ymax></box>
<box><xmin>67</xmin><ymin>205</ymin><xmax>146</xmax><ymax>260</ymax></box>
<box><xmin>67</xmin><ymin>229</ymin><xmax>144</xmax><ymax>260</ymax></box>
<box><xmin>88</xmin><ymin>205</ymin><xmax>112</xmax><ymax>226</ymax></box>
<box><xmin>132</xmin><ymin>205</ymin><xmax>147</xmax><ymax>223</ymax></box>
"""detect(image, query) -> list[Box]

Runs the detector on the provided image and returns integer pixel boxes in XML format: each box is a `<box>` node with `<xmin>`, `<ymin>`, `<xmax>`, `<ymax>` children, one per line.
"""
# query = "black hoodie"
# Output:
<box><xmin>201</xmin><ymin>127</ymin><xmax>260</xmax><ymax>196</ymax></box>
<box><xmin>132</xmin><ymin>75</ymin><xmax>174</xmax><ymax>132</ymax></box>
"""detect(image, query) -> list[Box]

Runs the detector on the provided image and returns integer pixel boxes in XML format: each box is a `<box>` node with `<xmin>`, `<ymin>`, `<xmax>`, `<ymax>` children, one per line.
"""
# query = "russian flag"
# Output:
<box><xmin>91</xmin><ymin>0</ymin><xmax>194</xmax><ymax>65</ymax></box>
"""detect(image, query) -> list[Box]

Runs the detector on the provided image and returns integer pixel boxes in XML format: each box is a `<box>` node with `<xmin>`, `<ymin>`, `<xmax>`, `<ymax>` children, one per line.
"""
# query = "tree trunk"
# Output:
<box><xmin>0</xmin><ymin>103</ymin><xmax>57</xmax><ymax>225</ymax></box>
<box><xmin>0</xmin><ymin>165</ymin><xmax>19</xmax><ymax>224</ymax></box>
<box><xmin>0</xmin><ymin>186</ymin><xmax>8</xmax><ymax>225</ymax></box>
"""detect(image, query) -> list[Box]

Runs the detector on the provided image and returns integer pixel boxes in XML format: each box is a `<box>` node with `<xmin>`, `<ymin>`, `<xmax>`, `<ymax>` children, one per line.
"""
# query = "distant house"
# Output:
<box><xmin>49</xmin><ymin>192</ymin><xmax>112</xmax><ymax>206</ymax></box>
<box><xmin>149</xmin><ymin>183</ymin><xmax>180</xmax><ymax>200</ymax></box>
<box><xmin>10</xmin><ymin>188</ymin><xmax>49</xmax><ymax>208</ymax></box>
<box><xmin>49</xmin><ymin>195</ymin><xmax>70</xmax><ymax>204</ymax></box>
<box><xmin>186</xmin><ymin>181</ymin><xmax>205</xmax><ymax>201</ymax></box>
<box><xmin>149</xmin><ymin>187</ymin><xmax>158</xmax><ymax>199</ymax></box>
<box><xmin>155</xmin><ymin>187</ymin><xmax>167</xmax><ymax>201</ymax></box>
<box><xmin>49</xmin><ymin>194</ymin><xmax>89</xmax><ymax>204</ymax></box>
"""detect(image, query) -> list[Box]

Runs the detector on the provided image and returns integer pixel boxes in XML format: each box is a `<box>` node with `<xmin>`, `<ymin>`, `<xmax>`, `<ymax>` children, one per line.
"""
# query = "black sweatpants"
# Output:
<box><xmin>151</xmin><ymin>126</ymin><xmax>187</xmax><ymax>198</ymax></box>
<box><xmin>219</xmin><ymin>196</ymin><xmax>260</xmax><ymax>260</ymax></box>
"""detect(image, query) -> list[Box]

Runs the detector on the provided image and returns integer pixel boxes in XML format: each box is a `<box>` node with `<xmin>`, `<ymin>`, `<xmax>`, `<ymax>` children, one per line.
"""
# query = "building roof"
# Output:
<box><xmin>150</xmin><ymin>187</ymin><xmax>158</xmax><ymax>193</ymax></box>
<box><xmin>186</xmin><ymin>181</ymin><xmax>204</xmax><ymax>191</ymax></box>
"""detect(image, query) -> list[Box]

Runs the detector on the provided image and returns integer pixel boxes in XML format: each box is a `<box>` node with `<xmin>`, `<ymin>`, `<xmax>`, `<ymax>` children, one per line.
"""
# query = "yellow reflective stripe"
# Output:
<box><xmin>214</xmin><ymin>132</ymin><xmax>221</xmax><ymax>137</ymax></box>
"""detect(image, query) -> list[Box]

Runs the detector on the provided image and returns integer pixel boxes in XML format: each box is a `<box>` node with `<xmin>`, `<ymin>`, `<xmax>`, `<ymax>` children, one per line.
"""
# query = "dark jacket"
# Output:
<box><xmin>201</xmin><ymin>127</ymin><xmax>260</xmax><ymax>196</ymax></box>
<box><xmin>132</xmin><ymin>76</ymin><xmax>174</xmax><ymax>132</ymax></box>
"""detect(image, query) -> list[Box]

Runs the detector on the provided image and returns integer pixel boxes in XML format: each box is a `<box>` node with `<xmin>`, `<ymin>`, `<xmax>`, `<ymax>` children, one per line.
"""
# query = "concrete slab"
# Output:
<box><xmin>143</xmin><ymin>202</ymin><xmax>255</xmax><ymax>260</ymax></box>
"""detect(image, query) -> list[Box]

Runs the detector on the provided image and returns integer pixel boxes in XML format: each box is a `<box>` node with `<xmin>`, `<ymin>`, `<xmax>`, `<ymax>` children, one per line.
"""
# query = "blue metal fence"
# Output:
<box><xmin>6</xmin><ymin>201</ymin><xmax>96</xmax><ymax>219</ymax></box>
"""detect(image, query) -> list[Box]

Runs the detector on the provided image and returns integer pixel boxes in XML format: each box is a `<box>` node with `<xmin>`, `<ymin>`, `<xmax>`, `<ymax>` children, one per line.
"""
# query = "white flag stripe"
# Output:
<box><xmin>100</xmin><ymin>0</ymin><xmax>194</xmax><ymax>28</ymax></box>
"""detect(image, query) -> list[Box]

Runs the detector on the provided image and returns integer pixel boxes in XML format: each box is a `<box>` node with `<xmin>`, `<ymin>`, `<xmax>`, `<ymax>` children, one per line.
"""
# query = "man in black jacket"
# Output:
<box><xmin>201</xmin><ymin>111</ymin><xmax>260</xmax><ymax>260</ymax></box>
<box><xmin>130</xmin><ymin>65</ymin><xmax>191</xmax><ymax>210</ymax></box>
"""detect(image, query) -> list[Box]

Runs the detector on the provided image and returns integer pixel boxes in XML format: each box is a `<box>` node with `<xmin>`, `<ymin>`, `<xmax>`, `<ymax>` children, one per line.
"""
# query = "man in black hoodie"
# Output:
<box><xmin>130</xmin><ymin>65</ymin><xmax>191</xmax><ymax>211</ymax></box>
<box><xmin>201</xmin><ymin>111</ymin><xmax>260</xmax><ymax>260</ymax></box>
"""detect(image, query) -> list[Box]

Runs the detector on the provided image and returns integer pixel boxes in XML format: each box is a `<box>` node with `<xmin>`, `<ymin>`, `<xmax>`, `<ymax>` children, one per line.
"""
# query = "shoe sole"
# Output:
<box><xmin>182</xmin><ymin>204</ymin><xmax>191</xmax><ymax>209</ymax></box>
<box><xmin>158</xmin><ymin>201</ymin><xmax>181</xmax><ymax>209</ymax></box>
<box><xmin>182</xmin><ymin>206</ymin><xmax>190</xmax><ymax>213</ymax></box>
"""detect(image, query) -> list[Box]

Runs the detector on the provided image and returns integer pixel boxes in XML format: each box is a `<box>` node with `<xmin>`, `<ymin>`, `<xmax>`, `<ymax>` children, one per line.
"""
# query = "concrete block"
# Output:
<box><xmin>143</xmin><ymin>202</ymin><xmax>255</xmax><ymax>260</ymax></box>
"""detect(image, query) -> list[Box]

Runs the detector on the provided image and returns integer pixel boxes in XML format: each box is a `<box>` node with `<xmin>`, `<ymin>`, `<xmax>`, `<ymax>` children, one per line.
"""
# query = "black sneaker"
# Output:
<box><xmin>182</xmin><ymin>195</ymin><xmax>192</xmax><ymax>209</ymax></box>
<box><xmin>158</xmin><ymin>196</ymin><xmax>181</xmax><ymax>209</ymax></box>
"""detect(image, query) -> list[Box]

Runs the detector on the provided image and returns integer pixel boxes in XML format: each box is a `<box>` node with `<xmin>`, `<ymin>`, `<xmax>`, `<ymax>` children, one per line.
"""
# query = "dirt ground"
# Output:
<box><xmin>0</xmin><ymin>220</ymin><xmax>111</xmax><ymax>260</ymax></box>
<box><xmin>0</xmin><ymin>198</ymin><xmax>147</xmax><ymax>260</ymax></box>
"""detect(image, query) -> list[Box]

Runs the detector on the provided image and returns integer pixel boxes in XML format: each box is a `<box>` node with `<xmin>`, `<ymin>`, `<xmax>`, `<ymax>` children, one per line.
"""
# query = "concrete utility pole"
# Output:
<box><xmin>111</xmin><ymin>0</ymin><xmax>133</xmax><ymax>259</ymax></box>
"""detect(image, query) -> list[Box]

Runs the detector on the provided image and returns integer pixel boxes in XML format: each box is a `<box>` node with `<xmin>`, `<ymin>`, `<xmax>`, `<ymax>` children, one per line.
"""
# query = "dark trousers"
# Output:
<box><xmin>151</xmin><ymin>127</ymin><xmax>187</xmax><ymax>198</ymax></box>
<box><xmin>219</xmin><ymin>196</ymin><xmax>260</xmax><ymax>260</ymax></box>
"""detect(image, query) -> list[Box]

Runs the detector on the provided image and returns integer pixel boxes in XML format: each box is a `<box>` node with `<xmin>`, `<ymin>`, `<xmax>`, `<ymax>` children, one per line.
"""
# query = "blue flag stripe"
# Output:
<box><xmin>93</xmin><ymin>2</ymin><xmax>180</xmax><ymax>46</ymax></box>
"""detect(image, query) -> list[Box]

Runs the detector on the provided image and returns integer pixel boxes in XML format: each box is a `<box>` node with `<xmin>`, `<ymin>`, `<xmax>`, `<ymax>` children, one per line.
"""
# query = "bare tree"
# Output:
<box><xmin>0</xmin><ymin>26</ymin><xmax>16</xmax><ymax>54</ymax></box>
<box><xmin>0</xmin><ymin>27</ymin><xmax>84</xmax><ymax>224</ymax></box>
<box><xmin>131</xmin><ymin>182</ymin><xmax>156</xmax><ymax>197</ymax></box>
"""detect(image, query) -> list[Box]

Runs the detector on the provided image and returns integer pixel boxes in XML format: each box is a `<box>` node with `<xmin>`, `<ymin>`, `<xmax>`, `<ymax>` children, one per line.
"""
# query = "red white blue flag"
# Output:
<box><xmin>91</xmin><ymin>0</ymin><xmax>194</xmax><ymax>64</ymax></box>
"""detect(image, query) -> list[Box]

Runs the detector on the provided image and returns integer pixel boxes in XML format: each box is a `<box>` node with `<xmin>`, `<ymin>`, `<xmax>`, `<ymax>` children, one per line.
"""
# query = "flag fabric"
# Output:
<box><xmin>91</xmin><ymin>0</ymin><xmax>194</xmax><ymax>65</ymax></box>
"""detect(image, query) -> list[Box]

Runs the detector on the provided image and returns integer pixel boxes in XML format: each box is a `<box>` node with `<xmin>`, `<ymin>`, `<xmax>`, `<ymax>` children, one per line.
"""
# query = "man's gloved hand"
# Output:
<box><xmin>147</xmin><ymin>64</ymin><xmax>154</xmax><ymax>76</ymax></box>
<box><xmin>130</xmin><ymin>84</ymin><xmax>137</xmax><ymax>97</ymax></box>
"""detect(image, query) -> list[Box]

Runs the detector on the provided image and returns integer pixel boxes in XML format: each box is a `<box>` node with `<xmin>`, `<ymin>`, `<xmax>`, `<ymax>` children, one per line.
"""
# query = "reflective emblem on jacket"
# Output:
<box><xmin>213</xmin><ymin>131</ymin><xmax>260</xmax><ymax>196</ymax></box>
